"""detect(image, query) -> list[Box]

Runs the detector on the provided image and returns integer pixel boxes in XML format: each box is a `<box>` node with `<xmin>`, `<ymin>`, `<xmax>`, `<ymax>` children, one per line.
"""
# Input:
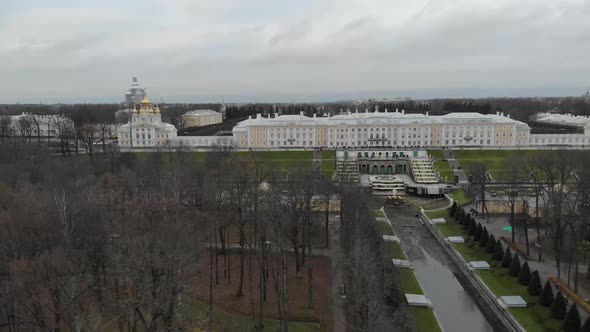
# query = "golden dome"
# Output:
<box><xmin>140</xmin><ymin>96</ymin><xmax>151</xmax><ymax>104</ymax></box>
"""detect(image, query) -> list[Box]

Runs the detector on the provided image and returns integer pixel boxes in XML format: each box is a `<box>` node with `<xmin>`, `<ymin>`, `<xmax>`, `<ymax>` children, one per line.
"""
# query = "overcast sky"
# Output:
<box><xmin>1</xmin><ymin>0</ymin><xmax>590</xmax><ymax>103</ymax></box>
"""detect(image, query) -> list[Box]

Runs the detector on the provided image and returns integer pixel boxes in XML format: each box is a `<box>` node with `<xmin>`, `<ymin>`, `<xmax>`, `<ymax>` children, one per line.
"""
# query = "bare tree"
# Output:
<box><xmin>529</xmin><ymin>151</ymin><xmax>577</xmax><ymax>279</ymax></box>
<box><xmin>55</xmin><ymin>117</ymin><xmax>75</xmax><ymax>157</ymax></box>
<box><xmin>18</xmin><ymin>115</ymin><xmax>35</xmax><ymax>143</ymax></box>
<box><xmin>469</xmin><ymin>162</ymin><xmax>489</xmax><ymax>220</ymax></box>
<box><xmin>78</xmin><ymin>123</ymin><xmax>100</xmax><ymax>159</ymax></box>
<box><xmin>31</xmin><ymin>115</ymin><xmax>43</xmax><ymax>143</ymax></box>
<box><xmin>0</xmin><ymin>115</ymin><xmax>13</xmax><ymax>142</ymax></box>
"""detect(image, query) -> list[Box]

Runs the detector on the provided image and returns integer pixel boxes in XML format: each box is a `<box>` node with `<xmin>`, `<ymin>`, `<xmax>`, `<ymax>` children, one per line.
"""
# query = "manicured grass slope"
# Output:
<box><xmin>451</xmin><ymin>189</ymin><xmax>472</xmax><ymax>206</ymax></box>
<box><xmin>424</xmin><ymin>209</ymin><xmax>563</xmax><ymax>332</ymax></box>
<box><xmin>428</xmin><ymin>150</ymin><xmax>454</xmax><ymax>182</ymax></box>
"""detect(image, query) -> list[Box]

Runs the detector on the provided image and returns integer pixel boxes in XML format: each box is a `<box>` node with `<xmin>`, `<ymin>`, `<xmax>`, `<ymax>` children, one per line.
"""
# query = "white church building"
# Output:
<box><xmin>116</xmin><ymin>96</ymin><xmax>177</xmax><ymax>148</ymax></box>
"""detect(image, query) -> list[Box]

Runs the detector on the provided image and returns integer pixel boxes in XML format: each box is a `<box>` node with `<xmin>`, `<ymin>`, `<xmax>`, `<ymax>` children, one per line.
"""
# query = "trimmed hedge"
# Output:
<box><xmin>540</xmin><ymin>280</ymin><xmax>554</xmax><ymax>307</ymax></box>
<box><xmin>528</xmin><ymin>271</ymin><xmax>542</xmax><ymax>296</ymax></box>
<box><xmin>551</xmin><ymin>291</ymin><xmax>567</xmax><ymax>320</ymax></box>
<box><xmin>509</xmin><ymin>254</ymin><xmax>521</xmax><ymax>277</ymax></box>
<box><xmin>563</xmin><ymin>303</ymin><xmax>581</xmax><ymax>332</ymax></box>
<box><xmin>502</xmin><ymin>247</ymin><xmax>512</xmax><ymax>268</ymax></box>
<box><xmin>485</xmin><ymin>234</ymin><xmax>496</xmax><ymax>253</ymax></box>
<box><xmin>493</xmin><ymin>240</ymin><xmax>504</xmax><ymax>261</ymax></box>
<box><xmin>518</xmin><ymin>262</ymin><xmax>531</xmax><ymax>286</ymax></box>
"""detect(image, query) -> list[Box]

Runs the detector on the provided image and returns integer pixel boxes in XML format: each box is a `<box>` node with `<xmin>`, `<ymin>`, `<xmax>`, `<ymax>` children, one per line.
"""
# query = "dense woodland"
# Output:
<box><xmin>0</xmin><ymin>143</ymin><xmax>404</xmax><ymax>331</ymax></box>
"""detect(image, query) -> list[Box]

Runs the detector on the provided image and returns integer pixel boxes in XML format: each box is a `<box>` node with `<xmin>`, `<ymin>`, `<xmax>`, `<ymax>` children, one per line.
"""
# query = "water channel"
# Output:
<box><xmin>410</xmin><ymin>247</ymin><xmax>493</xmax><ymax>332</ymax></box>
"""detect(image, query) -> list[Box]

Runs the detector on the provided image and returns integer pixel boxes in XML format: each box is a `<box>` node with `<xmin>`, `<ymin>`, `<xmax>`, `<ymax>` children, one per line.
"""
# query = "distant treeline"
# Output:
<box><xmin>2</xmin><ymin>96</ymin><xmax>590</xmax><ymax>126</ymax></box>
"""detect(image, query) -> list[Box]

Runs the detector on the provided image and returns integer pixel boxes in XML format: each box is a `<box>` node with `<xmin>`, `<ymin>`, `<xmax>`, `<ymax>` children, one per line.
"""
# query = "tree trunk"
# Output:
<box><xmin>208</xmin><ymin>226</ymin><xmax>214</xmax><ymax>327</ymax></box>
<box><xmin>511</xmin><ymin>202</ymin><xmax>515</xmax><ymax>243</ymax></box>
<box><xmin>524</xmin><ymin>217</ymin><xmax>530</xmax><ymax>256</ymax></box>
<box><xmin>325</xmin><ymin>194</ymin><xmax>330</xmax><ymax>248</ymax></box>
<box><xmin>237</xmin><ymin>222</ymin><xmax>245</xmax><ymax>296</ymax></box>
<box><xmin>294</xmin><ymin>246</ymin><xmax>302</xmax><ymax>278</ymax></box>
<box><xmin>215</xmin><ymin>228</ymin><xmax>219</xmax><ymax>285</ymax></box>
<box><xmin>308</xmin><ymin>265</ymin><xmax>313</xmax><ymax>309</ymax></box>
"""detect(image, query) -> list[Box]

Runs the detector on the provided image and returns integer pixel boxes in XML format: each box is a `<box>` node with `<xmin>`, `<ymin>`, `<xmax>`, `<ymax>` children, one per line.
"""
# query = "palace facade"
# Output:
<box><xmin>232</xmin><ymin>110</ymin><xmax>532</xmax><ymax>149</ymax></box>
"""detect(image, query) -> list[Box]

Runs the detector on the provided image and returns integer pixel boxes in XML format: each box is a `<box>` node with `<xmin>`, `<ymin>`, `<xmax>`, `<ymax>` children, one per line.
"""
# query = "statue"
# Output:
<box><xmin>385</xmin><ymin>188</ymin><xmax>404</xmax><ymax>207</ymax></box>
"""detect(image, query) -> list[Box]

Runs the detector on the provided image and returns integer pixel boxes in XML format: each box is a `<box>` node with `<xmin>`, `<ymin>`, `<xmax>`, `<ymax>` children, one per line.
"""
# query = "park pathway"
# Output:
<box><xmin>443</xmin><ymin>149</ymin><xmax>468</xmax><ymax>183</ymax></box>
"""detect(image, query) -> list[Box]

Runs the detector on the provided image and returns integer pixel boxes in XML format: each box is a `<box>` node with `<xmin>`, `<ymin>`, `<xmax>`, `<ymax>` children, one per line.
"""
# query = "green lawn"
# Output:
<box><xmin>183</xmin><ymin>298</ymin><xmax>318</xmax><ymax>332</ymax></box>
<box><xmin>428</xmin><ymin>150</ymin><xmax>454</xmax><ymax>183</ymax></box>
<box><xmin>425</xmin><ymin>210</ymin><xmax>564</xmax><ymax>332</ymax></box>
<box><xmin>414</xmin><ymin>307</ymin><xmax>442</xmax><ymax>332</ymax></box>
<box><xmin>373</xmin><ymin>209</ymin><xmax>385</xmax><ymax>218</ymax></box>
<box><xmin>450</xmin><ymin>189</ymin><xmax>472</xmax><ymax>206</ymax></box>
<box><xmin>385</xmin><ymin>241</ymin><xmax>406</xmax><ymax>260</ymax></box>
<box><xmin>375</xmin><ymin>220</ymin><xmax>394</xmax><ymax>235</ymax></box>
<box><xmin>321</xmin><ymin>150</ymin><xmax>336</xmax><ymax>175</ymax></box>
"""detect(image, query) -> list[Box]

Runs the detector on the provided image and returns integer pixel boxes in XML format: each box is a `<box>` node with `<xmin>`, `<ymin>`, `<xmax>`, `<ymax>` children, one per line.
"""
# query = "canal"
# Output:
<box><xmin>383</xmin><ymin>204</ymin><xmax>494</xmax><ymax>332</ymax></box>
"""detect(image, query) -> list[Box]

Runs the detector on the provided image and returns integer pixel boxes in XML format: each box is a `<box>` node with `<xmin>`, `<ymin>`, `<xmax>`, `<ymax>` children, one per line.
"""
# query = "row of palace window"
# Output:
<box><xmin>123</xmin><ymin>133</ymin><xmax>170</xmax><ymax>139</ymax></box>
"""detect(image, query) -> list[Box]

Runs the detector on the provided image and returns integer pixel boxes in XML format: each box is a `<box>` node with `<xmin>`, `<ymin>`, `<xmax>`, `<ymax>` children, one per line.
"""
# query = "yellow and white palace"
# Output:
<box><xmin>232</xmin><ymin>109</ymin><xmax>536</xmax><ymax>149</ymax></box>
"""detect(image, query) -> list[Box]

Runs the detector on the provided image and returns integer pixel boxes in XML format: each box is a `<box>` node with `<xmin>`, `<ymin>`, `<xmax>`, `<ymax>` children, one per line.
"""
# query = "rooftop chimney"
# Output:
<box><xmin>256</xmin><ymin>113</ymin><xmax>261</xmax><ymax>118</ymax></box>
<box><xmin>396</xmin><ymin>108</ymin><xmax>399</xmax><ymax>113</ymax></box>
<box><xmin>426</xmin><ymin>111</ymin><xmax>429</xmax><ymax>116</ymax></box>
<box><xmin>385</xmin><ymin>108</ymin><xmax>388</xmax><ymax>113</ymax></box>
<box><xmin>300</xmin><ymin>111</ymin><xmax>304</xmax><ymax>116</ymax></box>
<box><xmin>402</xmin><ymin>109</ymin><xmax>405</xmax><ymax>115</ymax></box>
<box><xmin>249</xmin><ymin>115</ymin><xmax>252</xmax><ymax>119</ymax></box>
<box><xmin>313</xmin><ymin>113</ymin><xmax>316</xmax><ymax>118</ymax></box>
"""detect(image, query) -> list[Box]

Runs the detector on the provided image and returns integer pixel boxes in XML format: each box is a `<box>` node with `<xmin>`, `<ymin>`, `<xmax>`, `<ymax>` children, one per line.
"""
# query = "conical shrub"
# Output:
<box><xmin>502</xmin><ymin>247</ymin><xmax>512</xmax><ymax>268</ymax></box>
<box><xmin>450</xmin><ymin>201</ymin><xmax>457</xmax><ymax>216</ymax></box>
<box><xmin>463</xmin><ymin>215</ymin><xmax>472</xmax><ymax>230</ymax></box>
<box><xmin>493</xmin><ymin>240</ymin><xmax>504</xmax><ymax>261</ymax></box>
<box><xmin>527</xmin><ymin>271</ymin><xmax>542</xmax><ymax>296</ymax></box>
<box><xmin>509</xmin><ymin>254</ymin><xmax>521</xmax><ymax>277</ymax></box>
<box><xmin>551</xmin><ymin>291</ymin><xmax>567</xmax><ymax>320</ymax></box>
<box><xmin>469</xmin><ymin>219</ymin><xmax>477</xmax><ymax>237</ymax></box>
<box><xmin>479</xmin><ymin>227</ymin><xmax>489</xmax><ymax>248</ymax></box>
<box><xmin>563</xmin><ymin>303</ymin><xmax>581</xmax><ymax>332</ymax></box>
<box><xmin>486</xmin><ymin>234</ymin><xmax>496</xmax><ymax>254</ymax></box>
<box><xmin>475</xmin><ymin>224</ymin><xmax>482</xmax><ymax>241</ymax></box>
<box><xmin>518</xmin><ymin>262</ymin><xmax>531</xmax><ymax>285</ymax></box>
<box><xmin>540</xmin><ymin>280</ymin><xmax>554</xmax><ymax>306</ymax></box>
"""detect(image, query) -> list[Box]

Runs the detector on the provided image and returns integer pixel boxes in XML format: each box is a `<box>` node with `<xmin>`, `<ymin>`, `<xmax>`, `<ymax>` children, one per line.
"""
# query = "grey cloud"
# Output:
<box><xmin>1</xmin><ymin>0</ymin><xmax>590</xmax><ymax>103</ymax></box>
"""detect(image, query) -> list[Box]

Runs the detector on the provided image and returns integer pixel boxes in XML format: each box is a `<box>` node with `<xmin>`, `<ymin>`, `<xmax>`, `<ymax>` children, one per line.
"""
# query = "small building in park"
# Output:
<box><xmin>181</xmin><ymin>110</ymin><xmax>223</xmax><ymax>128</ymax></box>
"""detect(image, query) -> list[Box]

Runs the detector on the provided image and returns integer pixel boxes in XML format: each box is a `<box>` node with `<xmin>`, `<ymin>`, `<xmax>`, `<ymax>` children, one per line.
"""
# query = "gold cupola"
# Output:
<box><xmin>139</xmin><ymin>96</ymin><xmax>152</xmax><ymax>114</ymax></box>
